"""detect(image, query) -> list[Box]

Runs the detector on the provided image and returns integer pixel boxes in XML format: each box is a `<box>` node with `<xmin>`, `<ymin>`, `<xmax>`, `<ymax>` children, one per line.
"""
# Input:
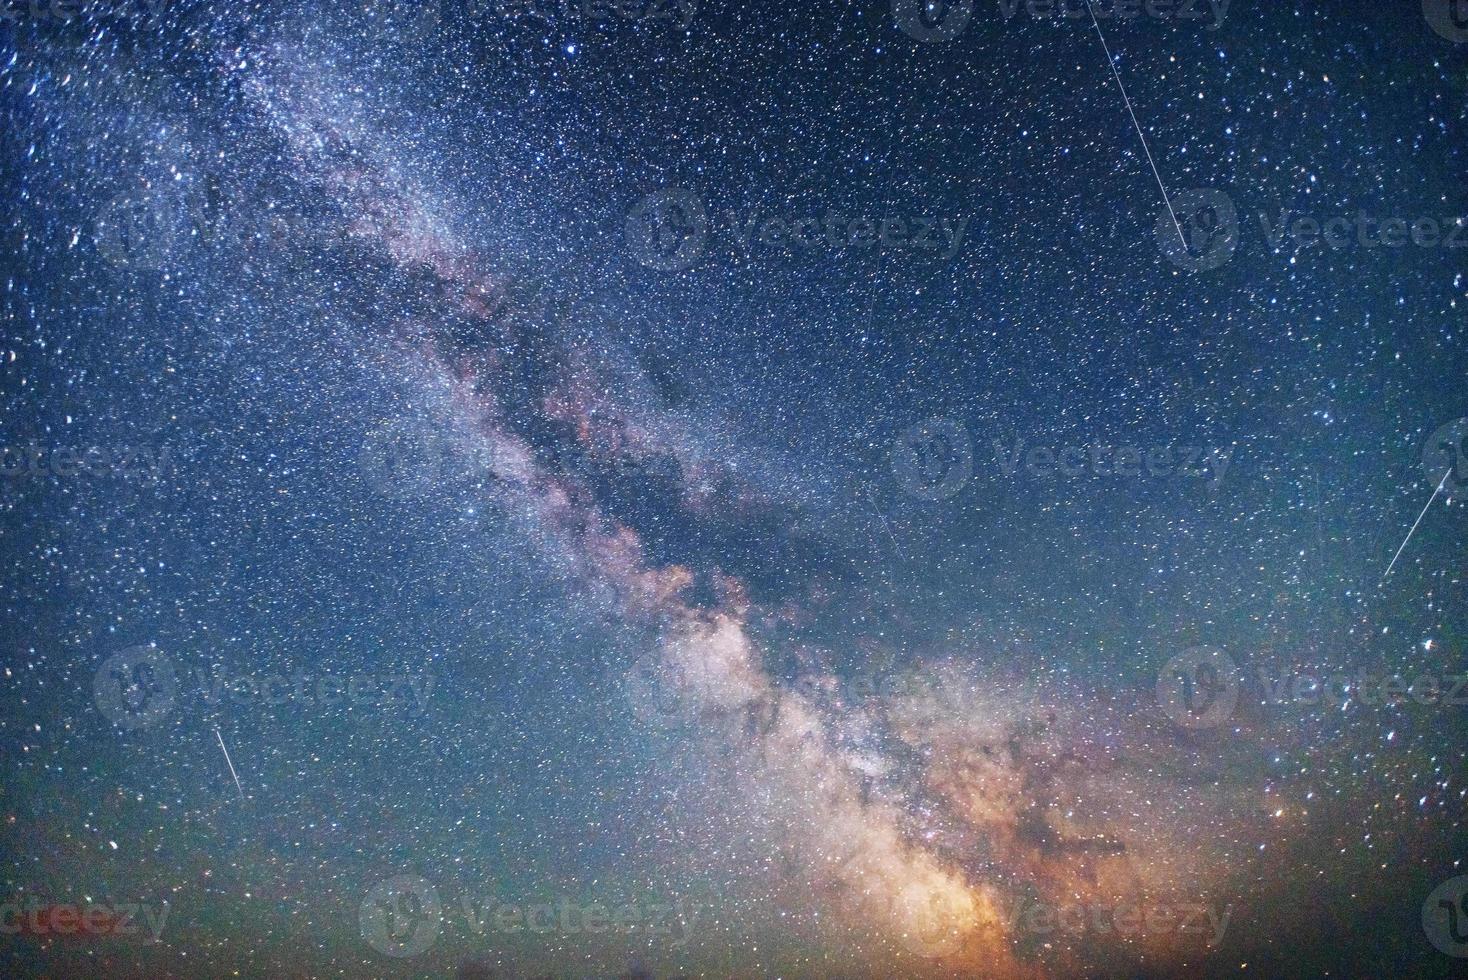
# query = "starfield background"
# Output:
<box><xmin>2</xmin><ymin>1</ymin><xmax>1468</xmax><ymax>977</ymax></box>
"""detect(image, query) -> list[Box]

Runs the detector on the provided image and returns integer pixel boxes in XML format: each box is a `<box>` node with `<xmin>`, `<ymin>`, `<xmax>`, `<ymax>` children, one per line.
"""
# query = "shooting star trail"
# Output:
<box><xmin>1083</xmin><ymin>0</ymin><xmax>1187</xmax><ymax>249</ymax></box>
<box><xmin>215</xmin><ymin>727</ymin><xmax>245</xmax><ymax>799</ymax></box>
<box><xmin>1382</xmin><ymin>468</ymin><xmax>1452</xmax><ymax>584</ymax></box>
<box><xmin>864</xmin><ymin>486</ymin><xmax>907</xmax><ymax>562</ymax></box>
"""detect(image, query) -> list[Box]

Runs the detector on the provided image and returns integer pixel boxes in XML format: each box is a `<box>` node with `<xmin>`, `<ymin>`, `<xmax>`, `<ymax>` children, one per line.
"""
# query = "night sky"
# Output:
<box><xmin>2</xmin><ymin>1</ymin><xmax>1467</xmax><ymax>977</ymax></box>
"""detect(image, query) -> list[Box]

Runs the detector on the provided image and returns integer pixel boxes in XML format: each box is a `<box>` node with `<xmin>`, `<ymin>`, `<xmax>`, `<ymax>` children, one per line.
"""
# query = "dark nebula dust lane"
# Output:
<box><xmin>2</xmin><ymin>2</ymin><xmax>1467</xmax><ymax>978</ymax></box>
